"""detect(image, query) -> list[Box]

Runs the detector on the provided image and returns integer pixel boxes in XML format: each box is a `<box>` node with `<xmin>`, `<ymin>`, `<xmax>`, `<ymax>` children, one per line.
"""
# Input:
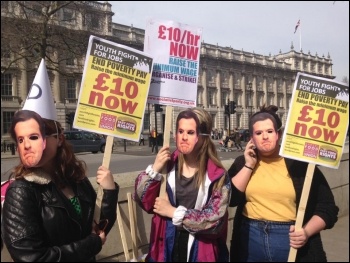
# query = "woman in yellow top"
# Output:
<box><xmin>228</xmin><ymin>105</ymin><xmax>338</xmax><ymax>262</ymax></box>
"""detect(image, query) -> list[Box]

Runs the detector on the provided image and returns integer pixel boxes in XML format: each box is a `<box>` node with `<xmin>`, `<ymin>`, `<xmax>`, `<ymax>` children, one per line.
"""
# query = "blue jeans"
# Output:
<box><xmin>239</xmin><ymin>216</ymin><xmax>294</xmax><ymax>262</ymax></box>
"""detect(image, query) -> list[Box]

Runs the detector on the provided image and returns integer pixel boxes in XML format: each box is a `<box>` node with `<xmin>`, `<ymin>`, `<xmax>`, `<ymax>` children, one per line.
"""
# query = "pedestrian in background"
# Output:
<box><xmin>228</xmin><ymin>104</ymin><xmax>338</xmax><ymax>262</ymax></box>
<box><xmin>233</xmin><ymin>128</ymin><xmax>243</xmax><ymax>151</ymax></box>
<box><xmin>134</xmin><ymin>107</ymin><xmax>231</xmax><ymax>262</ymax></box>
<box><xmin>139</xmin><ymin>133</ymin><xmax>145</xmax><ymax>146</ymax></box>
<box><xmin>151</xmin><ymin>128</ymin><xmax>157</xmax><ymax>153</ymax></box>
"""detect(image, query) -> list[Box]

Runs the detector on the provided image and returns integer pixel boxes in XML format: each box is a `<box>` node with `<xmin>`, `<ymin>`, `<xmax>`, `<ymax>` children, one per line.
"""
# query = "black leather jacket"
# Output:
<box><xmin>2</xmin><ymin>172</ymin><xmax>119</xmax><ymax>262</ymax></box>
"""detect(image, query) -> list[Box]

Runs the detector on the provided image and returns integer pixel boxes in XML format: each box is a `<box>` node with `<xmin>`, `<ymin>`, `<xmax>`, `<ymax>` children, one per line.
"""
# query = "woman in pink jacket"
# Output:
<box><xmin>134</xmin><ymin>107</ymin><xmax>231</xmax><ymax>262</ymax></box>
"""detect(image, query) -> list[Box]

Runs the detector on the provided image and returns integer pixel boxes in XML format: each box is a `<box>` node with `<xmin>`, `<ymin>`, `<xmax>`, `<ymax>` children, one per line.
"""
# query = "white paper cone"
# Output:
<box><xmin>22</xmin><ymin>59</ymin><xmax>57</xmax><ymax>120</ymax></box>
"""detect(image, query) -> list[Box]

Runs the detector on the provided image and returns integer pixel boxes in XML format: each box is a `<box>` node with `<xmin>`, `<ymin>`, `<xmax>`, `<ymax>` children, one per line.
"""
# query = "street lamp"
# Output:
<box><xmin>248</xmin><ymin>82</ymin><xmax>253</xmax><ymax>118</ymax></box>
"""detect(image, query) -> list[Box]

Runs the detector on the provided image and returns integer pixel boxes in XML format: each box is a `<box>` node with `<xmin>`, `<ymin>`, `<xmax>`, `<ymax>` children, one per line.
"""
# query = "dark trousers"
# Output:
<box><xmin>235</xmin><ymin>142</ymin><xmax>243</xmax><ymax>150</ymax></box>
<box><xmin>151</xmin><ymin>138</ymin><xmax>156</xmax><ymax>152</ymax></box>
<box><xmin>172</xmin><ymin>230</ymin><xmax>189</xmax><ymax>262</ymax></box>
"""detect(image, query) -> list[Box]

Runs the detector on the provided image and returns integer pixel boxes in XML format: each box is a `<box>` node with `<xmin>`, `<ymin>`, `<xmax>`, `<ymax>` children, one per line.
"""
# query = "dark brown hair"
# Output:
<box><xmin>249</xmin><ymin>104</ymin><xmax>282</xmax><ymax>135</ymax></box>
<box><xmin>43</xmin><ymin>119</ymin><xmax>86</xmax><ymax>187</ymax></box>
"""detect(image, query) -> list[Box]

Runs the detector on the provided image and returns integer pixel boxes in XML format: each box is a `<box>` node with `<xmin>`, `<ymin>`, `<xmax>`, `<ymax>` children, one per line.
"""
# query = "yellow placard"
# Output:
<box><xmin>280</xmin><ymin>73</ymin><xmax>349</xmax><ymax>169</ymax></box>
<box><xmin>73</xmin><ymin>36</ymin><xmax>153</xmax><ymax>142</ymax></box>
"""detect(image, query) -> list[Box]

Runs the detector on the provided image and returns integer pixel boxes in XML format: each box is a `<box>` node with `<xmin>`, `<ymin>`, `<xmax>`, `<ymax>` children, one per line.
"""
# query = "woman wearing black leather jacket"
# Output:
<box><xmin>2</xmin><ymin>110</ymin><xmax>119</xmax><ymax>262</ymax></box>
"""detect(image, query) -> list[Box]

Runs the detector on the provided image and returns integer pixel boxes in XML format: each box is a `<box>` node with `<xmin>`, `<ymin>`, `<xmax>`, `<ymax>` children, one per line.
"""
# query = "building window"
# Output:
<box><xmin>2</xmin><ymin>111</ymin><xmax>15</xmax><ymax>134</ymax></box>
<box><xmin>278</xmin><ymin>95</ymin><xmax>283</xmax><ymax>107</ymax></box>
<box><xmin>67</xmin><ymin>79</ymin><xmax>76</xmax><ymax>99</ymax></box>
<box><xmin>208</xmin><ymin>70</ymin><xmax>215</xmax><ymax>83</ymax></box>
<box><xmin>1</xmin><ymin>43</ymin><xmax>10</xmax><ymax>59</ymax></box>
<box><xmin>221</xmin><ymin>91</ymin><xmax>227</xmax><ymax>106</ymax></box>
<box><xmin>311</xmin><ymin>63</ymin><xmax>315</xmax><ymax>72</ymax></box>
<box><xmin>1</xmin><ymin>73</ymin><xmax>13</xmax><ymax>96</ymax></box>
<box><xmin>246</xmin><ymin>93</ymin><xmax>252</xmax><ymax>107</ymax></box>
<box><xmin>62</xmin><ymin>8</ymin><xmax>75</xmax><ymax>22</ymax></box>
<box><xmin>24</xmin><ymin>4</ymin><xmax>42</xmax><ymax>17</ymax></box>
<box><xmin>66</xmin><ymin>57</ymin><xmax>75</xmax><ymax>66</ymax></box>
<box><xmin>287</xmin><ymin>95</ymin><xmax>292</xmax><ymax>109</ymax></box>
<box><xmin>237</xmin><ymin>93</ymin><xmax>242</xmax><ymax>107</ymax></box>
<box><xmin>85</xmin><ymin>13</ymin><xmax>100</xmax><ymax>29</ymax></box>
<box><xmin>211</xmin><ymin>113</ymin><xmax>216</xmax><ymax>128</ymax></box>
<box><xmin>208</xmin><ymin>89</ymin><xmax>215</xmax><ymax>105</ymax></box>
<box><xmin>318</xmin><ymin>65</ymin><xmax>323</xmax><ymax>73</ymax></box>
<box><xmin>258</xmin><ymin>94</ymin><xmax>264</xmax><ymax>106</ymax></box>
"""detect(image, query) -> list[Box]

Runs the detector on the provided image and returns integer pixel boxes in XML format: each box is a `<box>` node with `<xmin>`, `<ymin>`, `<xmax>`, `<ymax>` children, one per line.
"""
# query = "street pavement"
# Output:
<box><xmin>1</xmin><ymin>139</ymin><xmax>349</xmax><ymax>262</ymax></box>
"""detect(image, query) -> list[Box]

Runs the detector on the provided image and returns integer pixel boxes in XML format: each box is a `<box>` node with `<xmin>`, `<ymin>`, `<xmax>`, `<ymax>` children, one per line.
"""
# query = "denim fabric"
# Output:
<box><xmin>239</xmin><ymin>216</ymin><xmax>295</xmax><ymax>262</ymax></box>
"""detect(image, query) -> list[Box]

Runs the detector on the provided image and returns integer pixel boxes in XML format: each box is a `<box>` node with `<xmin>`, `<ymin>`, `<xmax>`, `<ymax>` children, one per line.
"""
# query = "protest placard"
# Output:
<box><xmin>73</xmin><ymin>35</ymin><xmax>154</xmax><ymax>142</ymax></box>
<box><xmin>144</xmin><ymin>19</ymin><xmax>203</xmax><ymax>197</ymax></box>
<box><xmin>73</xmin><ymin>35</ymin><xmax>153</xmax><ymax>227</ymax></box>
<box><xmin>280</xmin><ymin>72</ymin><xmax>349</xmax><ymax>169</ymax></box>
<box><xmin>144</xmin><ymin>18</ymin><xmax>202</xmax><ymax>107</ymax></box>
<box><xmin>279</xmin><ymin>72</ymin><xmax>348</xmax><ymax>261</ymax></box>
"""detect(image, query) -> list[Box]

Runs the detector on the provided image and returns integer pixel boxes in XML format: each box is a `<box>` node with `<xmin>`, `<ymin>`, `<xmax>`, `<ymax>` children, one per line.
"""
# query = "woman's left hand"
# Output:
<box><xmin>289</xmin><ymin>225</ymin><xmax>309</xmax><ymax>248</ymax></box>
<box><xmin>96</xmin><ymin>166</ymin><xmax>115</xmax><ymax>190</ymax></box>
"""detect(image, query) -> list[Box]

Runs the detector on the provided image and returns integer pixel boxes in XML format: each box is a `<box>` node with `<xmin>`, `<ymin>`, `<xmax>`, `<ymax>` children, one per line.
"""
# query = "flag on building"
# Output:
<box><xmin>294</xmin><ymin>19</ymin><xmax>300</xmax><ymax>34</ymax></box>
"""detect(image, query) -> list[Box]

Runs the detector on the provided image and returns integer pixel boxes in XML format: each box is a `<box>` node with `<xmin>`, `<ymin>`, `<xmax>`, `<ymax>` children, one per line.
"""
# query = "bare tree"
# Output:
<box><xmin>1</xmin><ymin>1</ymin><xmax>107</xmax><ymax>75</ymax></box>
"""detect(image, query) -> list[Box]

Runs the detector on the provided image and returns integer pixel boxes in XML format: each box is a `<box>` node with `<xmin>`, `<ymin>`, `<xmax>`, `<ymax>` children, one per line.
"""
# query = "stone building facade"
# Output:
<box><xmin>1</xmin><ymin>1</ymin><xmax>334</xmax><ymax>143</ymax></box>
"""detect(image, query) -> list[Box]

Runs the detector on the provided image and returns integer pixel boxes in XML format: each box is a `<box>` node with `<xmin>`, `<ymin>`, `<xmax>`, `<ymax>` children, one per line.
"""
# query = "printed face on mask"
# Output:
<box><xmin>176</xmin><ymin>118</ymin><xmax>199</xmax><ymax>154</ymax></box>
<box><xmin>251</xmin><ymin>119</ymin><xmax>279</xmax><ymax>156</ymax></box>
<box><xmin>14</xmin><ymin>118</ymin><xmax>46</xmax><ymax>167</ymax></box>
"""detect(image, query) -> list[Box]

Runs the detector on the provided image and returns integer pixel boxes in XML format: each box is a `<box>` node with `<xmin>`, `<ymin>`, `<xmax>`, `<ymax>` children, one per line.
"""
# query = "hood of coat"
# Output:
<box><xmin>24</xmin><ymin>168</ymin><xmax>52</xmax><ymax>185</ymax></box>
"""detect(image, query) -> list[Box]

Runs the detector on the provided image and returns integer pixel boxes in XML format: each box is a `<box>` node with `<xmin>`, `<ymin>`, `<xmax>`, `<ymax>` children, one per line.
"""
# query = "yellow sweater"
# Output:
<box><xmin>243</xmin><ymin>156</ymin><xmax>296</xmax><ymax>221</ymax></box>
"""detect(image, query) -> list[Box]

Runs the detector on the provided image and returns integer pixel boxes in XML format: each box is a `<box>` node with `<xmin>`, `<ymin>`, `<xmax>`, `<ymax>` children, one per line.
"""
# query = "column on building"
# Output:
<box><xmin>201</xmin><ymin>66</ymin><xmax>208</xmax><ymax>107</ymax></box>
<box><xmin>229</xmin><ymin>69</ymin><xmax>235</xmax><ymax>129</ymax></box>
<box><xmin>273</xmin><ymin>76</ymin><xmax>278</xmax><ymax>106</ymax></box>
<box><xmin>52</xmin><ymin>51</ymin><xmax>61</xmax><ymax>104</ymax></box>
<box><xmin>216</xmin><ymin>68</ymin><xmax>221</xmax><ymax>108</ymax></box>
<box><xmin>215</xmin><ymin>68</ymin><xmax>221</xmax><ymax>130</ymax></box>
<box><xmin>103</xmin><ymin>1</ymin><xmax>113</xmax><ymax>34</ymax></box>
<box><xmin>75</xmin><ymin>78</ymin><xmax>81</xmax><ymax>102</ymax></box>
<box><xmin>252</xmin><ymin>75</ymin><xmax>257</xmax><ymax>113</ymax></box>
<box><xmin>53</xmin><ymin>70</ymin><xmax>61</xmax><ymax>104</ymax></box>
<box><xmin>241</xmin><ymin>73</ymin><xmax>250</xmax><ymax>127</ymax></box>
<box><xmin>229</xmin><ymin>69</ymin><xmax>234</xmax><ymax>102</ymax></box>
<box><xmin>20</xmin><ymin>56</ymin><xmax>28</xmax><ymax>103</ymax></box>
<box><xmin>282</xmin><ymin>77</ymin><xmax>287</xmax><ymax>110</ymax></box>
<box><xmin>12</xmin><ymin>73</ymin><xmax>18</xmax><ymax>102</ymax></box>
<box><xmin>241</xmin><ymin>73</ymin><xmax>247</xmax><ymax>108</ymax></box>
<box><xmin>263</xmin><ymin>75</ymin><xmax>268</xmax><ymax>105</ymax></box>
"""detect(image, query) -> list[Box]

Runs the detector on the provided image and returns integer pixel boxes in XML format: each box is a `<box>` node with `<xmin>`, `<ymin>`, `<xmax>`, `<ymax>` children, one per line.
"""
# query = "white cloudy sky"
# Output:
<box><xmin>109</xmin><ymin>1</ymin><xmax>349</xmax><ymax>82</ymax></box>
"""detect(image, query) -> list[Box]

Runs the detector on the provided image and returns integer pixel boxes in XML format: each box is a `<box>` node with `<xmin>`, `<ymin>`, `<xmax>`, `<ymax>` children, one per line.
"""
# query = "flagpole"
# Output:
<box><xmin>299</xmin><ymin>24</ymin><xmax>302</xmax><ymax>52</ymax></box>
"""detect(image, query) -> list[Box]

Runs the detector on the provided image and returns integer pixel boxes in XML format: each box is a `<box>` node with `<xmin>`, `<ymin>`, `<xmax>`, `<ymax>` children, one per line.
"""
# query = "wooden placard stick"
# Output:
<box><xmin>94</xmin><ymin>135</ymin><xmax>114</xmax><ymax>222</ymax></box>
<box><xmin>288</xmin><ymin>163</ymin><xmax>316</xmax><ymax>262</ymax></box>
<box><xmin>117</xmin><ymin>203</ymin><xmax>130</xmax><ymax>262</ymax></box>
<box><xmin>127</xmin><ymin>192</ymin><xmax>138</xmax><ymax>260</ymax></box>
<box><xmin>160</xmin><ymin>106</ymin><xmax>173</xmax><ymax>197</ymax></box>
